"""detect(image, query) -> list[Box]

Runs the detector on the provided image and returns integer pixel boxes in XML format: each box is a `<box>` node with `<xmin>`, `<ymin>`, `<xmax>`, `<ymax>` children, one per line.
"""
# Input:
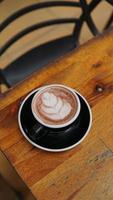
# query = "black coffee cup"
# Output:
<box><xmin>31</xmin><ymin>84</ymin><xmax>81</xmax><ymax>140</ymax></box>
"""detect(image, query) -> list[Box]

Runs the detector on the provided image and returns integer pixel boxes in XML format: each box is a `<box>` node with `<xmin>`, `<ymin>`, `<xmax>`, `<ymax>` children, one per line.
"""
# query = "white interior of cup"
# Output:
<box><xmin>31</xmin><ymin>84</ymin><xmax>81</xmax><ymax>129</ymax></box>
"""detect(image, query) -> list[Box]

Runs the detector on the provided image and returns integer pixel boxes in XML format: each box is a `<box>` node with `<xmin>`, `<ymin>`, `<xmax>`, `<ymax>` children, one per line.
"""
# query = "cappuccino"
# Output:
<box><xmin>32</xmin><ymin>85</ymin><xmax>80</xmax><ymax>128</ymax></box>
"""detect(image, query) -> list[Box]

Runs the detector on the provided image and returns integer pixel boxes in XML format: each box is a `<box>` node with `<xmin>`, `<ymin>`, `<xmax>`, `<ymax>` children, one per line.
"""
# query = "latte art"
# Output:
<box><xmin>41</xmin><ymin>92</ymin><xmax>72</xmax><ymax>120</ymax></box>
<box><xmin>32</xmin><ymin>85</ymin><xmax>79</xmax><ymax>126</ymax></box>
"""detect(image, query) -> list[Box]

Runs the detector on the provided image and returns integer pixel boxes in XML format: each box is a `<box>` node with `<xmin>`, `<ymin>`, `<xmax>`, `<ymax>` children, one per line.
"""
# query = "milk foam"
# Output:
<box><xmin>40</xmin><ymin>92</ymin><xmax>72</xmax><ymax>121</ymax></box>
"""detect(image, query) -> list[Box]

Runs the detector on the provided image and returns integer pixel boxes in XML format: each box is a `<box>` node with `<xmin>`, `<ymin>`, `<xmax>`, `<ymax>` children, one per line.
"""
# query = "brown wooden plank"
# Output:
<box><xmin>31</xmin><ymin>93</ymin><xmax>113</xmax><ymax>200</ymax></box>
<box><xmin>0</xmin><ymin>29</ymin><xmax>113</xmax><ymax>200</ymax></box>
<box><xmin>32</xmin><ymin>150</ymin><xmax>113</xmax><ymax>200</ymax></box>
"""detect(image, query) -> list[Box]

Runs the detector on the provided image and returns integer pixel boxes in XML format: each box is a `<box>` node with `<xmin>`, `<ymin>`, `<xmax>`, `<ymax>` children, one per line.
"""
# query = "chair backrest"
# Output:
<box><xmin>0</xmin><ymin>0</ymin><xmax>113</xmax><ymax>58</ymax></box>
<box><xmin>0</xmin><ymin>1</ymin><xmax>81</xmax><ymax>57</ymax></box>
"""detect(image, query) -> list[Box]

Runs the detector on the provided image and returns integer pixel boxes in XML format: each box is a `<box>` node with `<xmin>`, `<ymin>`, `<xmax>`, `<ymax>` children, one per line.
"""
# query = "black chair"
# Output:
<box><xmin>0</xmin><ymin>0</ymin><xmax>113</xmax><ymax>88</ymax></box>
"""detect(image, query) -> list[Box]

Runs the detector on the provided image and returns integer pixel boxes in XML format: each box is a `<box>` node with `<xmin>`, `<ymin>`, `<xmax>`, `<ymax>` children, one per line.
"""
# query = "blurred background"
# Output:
<box><xmin>0</xmin><ymin>0</ymin><xmax>113</xmax><ymax>92</ymax></box>
<box><xmin>0</xmin><ymin>0</ymin><xmax>113</xmax><ymax>199</ymax></box>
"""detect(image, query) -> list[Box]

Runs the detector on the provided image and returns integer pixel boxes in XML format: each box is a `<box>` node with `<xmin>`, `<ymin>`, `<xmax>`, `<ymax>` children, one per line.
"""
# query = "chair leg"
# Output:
<box><xmin>0</xmin><ymin>69</ymin><xmax>7</xmax><ymax>92</ymax></box>
<box><xmin>0</xmin><ymin>70</ymin><xmax>3</xmax><ymax>94</ymax></box>
<box><xmin>0</xmin><ymin>71</ymin><xmax>3</xmax><ymax>94</ymax></box>
<box><xmin>0</xmin><ymin>151</ymin><xmax>35</xmax><ymax>200</ymax></box>
<box><xmin>0</xmin><ymin>69</ymin><xmax>10</xmax><ymax>89</ymax></box>
<box><xmin>15</xmin><ymin>190</ymin><xmax>24</xmax><ymax>200</ymax></box>
<box><xmin>0</xmin><ymin>69</ymin><xmax>4</xmax><ymax>84</ymax></box>
<box><xmin>0</xmin><ymin>82</ymin><xmax>1</xmax><ymax>93</ymax></box>
<box><xmin>0</xmin><ymin>174</ymin><xmax>24</xmax><ymax>200</ymax></box>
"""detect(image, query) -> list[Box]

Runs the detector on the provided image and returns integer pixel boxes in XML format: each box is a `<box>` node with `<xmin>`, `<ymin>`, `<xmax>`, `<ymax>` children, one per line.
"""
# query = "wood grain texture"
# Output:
<box><xmin>0</xmin><ymin>29</ymin><xmax>113</xmax><ymax>200</ymax></box>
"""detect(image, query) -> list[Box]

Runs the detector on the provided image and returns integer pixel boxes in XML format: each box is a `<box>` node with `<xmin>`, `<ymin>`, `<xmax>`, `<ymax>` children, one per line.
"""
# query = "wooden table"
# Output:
<box><xmin>0</xmin><ymin>28</ymin><xmax>113</xmax><ymax>200</ymax></box>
